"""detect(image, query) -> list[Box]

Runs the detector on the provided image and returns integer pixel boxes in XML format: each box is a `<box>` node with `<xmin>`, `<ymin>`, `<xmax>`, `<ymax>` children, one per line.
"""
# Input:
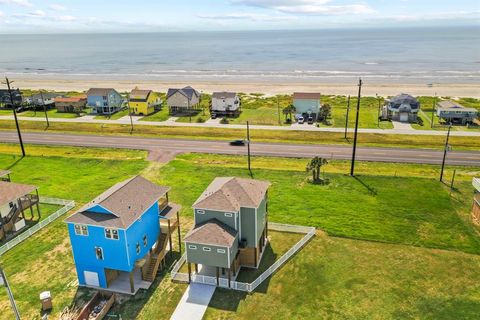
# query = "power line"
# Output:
<box><xmin>440</xmin><ymin>123</ymin><xmax>452</xmax><ymax>182</ymax></box>
<box><xmin>350</xmin><ymin>79</ymin><xmax>362</xmax><ymax>177</ymax></box>
<box><xmin>3</xmin><ymin>77</ymin><xmax>25</xmax><ymax>157</ymax></box>
<box><xmin>344</xmin><ymin>95</ymin><xmax>350</xmax><ymax>139</ymax></box>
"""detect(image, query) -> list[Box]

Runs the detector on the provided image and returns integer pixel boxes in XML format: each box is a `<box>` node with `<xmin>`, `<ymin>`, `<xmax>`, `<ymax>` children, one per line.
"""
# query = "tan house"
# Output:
<box><xmin>472</xmin><ymin>178</ymin><xmax>480</xmax><ymax>225</ymax></box>
<box><xmin>55</xmin><ymin>96</ymin><xmax>87</xmax><ymax>113</ymax></box>
<box><xmin>166</xmin><ymin>86</ymin><xmax>200</xmax><ymax>114</ymax></box>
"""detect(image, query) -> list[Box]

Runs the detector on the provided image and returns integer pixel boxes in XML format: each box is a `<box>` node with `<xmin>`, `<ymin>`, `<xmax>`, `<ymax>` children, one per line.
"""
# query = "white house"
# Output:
<box><xmin>211</xmin><ymin>92</ymin><xmax>240</xmax><ymax>116</ymax></box>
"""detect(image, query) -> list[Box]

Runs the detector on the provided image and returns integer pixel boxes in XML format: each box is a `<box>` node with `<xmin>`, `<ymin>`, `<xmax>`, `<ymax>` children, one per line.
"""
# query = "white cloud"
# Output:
<box><xmin>0</xmin><ymin>0</ymin><xmax>33</xmax><ymax>7</ymax></box>
<box><xmin>198</xmin><ymin>12</ymin><xmax>297</xmax><ymax>22</ymax></box>
<box><xmin>49</xmin><ymin>4</ymin><xmax>66</xmax><ymax>11</ymax></box>
<box><xmin>232</xmin><ymin>0</ymin><xmax>374</xmax><ymax>15</ymax></box>
<box><xmin>54</xmin><ymin>15</ymin><xmax>75</xmax><ymax>22</ymax></box>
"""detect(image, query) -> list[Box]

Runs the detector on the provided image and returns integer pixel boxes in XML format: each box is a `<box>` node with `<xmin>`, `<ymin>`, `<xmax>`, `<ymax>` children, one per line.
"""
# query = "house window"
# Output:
<box><xmin>74</xmin><ymin>224</ymin><xmax>88</xmax><ymax>236</ymax></box>
<box><xmin>105</xmin><ymin>228</ymin><xmax>119</xmax><ymax>240</ymax></box>
<box><xmin>95</xmin><ymin>247</ymin><xmax>104</xmax><ymax>260</ymax></box>
<box><xmin>224</xmin><ymin>213</ymin><xmax>233</xmax><ymax>217</ymax></box>
<box><xmin>188</xmin><ymin>245</ymin><xmax>197</xmax><ymax>250</ymax></box>
<box><xmin>143</xmin><ymin>235</ymin><xmax>148</xmax><ymax>247</ymax></box>
<box><xmin>197</xmin><ymin>210</ymin><xmax>205</xmax><ymax>214</ymax></box>
<box><xmin>136</xmin><ymin>242</ymin><xmax>141</xmax><ymax>254</ymax></box>
<box><xmin>203</xmin><ymin>247</ymin><xmax>211</xmax><ymax>252</ymax></box>
<box><xmin>217</xmin><ymin>249</ymin><xmax>226</xmax><ymax>254</ymax></box>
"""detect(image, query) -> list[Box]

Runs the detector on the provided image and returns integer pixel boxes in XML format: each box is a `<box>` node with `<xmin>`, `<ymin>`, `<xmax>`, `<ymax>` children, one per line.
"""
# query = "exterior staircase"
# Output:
<box><xmin>143</xmin><ymin>231</ymin><xmax>171</xmax><ymax>282</ymax></box>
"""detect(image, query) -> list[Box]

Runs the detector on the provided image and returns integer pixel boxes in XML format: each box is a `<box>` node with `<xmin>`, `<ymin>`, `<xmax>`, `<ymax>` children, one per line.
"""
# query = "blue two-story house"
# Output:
<box><xmin>65</xmin><ymin>175</ymin><xmax>181</xmax><ymax>294</ymax></box>
<box><xmin>86</xmin><ymin>88</ymin><xmax>124</xmax><ymax>115</ymax></box>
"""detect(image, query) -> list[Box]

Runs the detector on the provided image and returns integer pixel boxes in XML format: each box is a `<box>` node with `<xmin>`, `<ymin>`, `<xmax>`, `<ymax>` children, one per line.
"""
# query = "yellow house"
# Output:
<box><xmin>128</xmin><ymin>88</ymin><xmax>161</xmax><ymax>115</ymax></box>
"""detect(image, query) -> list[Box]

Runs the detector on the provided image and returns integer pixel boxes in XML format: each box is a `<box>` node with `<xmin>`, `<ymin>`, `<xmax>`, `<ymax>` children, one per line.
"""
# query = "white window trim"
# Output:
<box><xmin>95</xmin><ymin>247</ymin><xmax>104</xmax><ymax>260</ymax></box>
<box><xmin>188</xmin><ymin>245</ymin><xmax>197</xmax><ymax>250</ymax></box>
<box><xmin>203</xmin><ymin>247</ymin><xmax>211</xmax><ymax>252</ymax></box>
<box><xmin>105</xmin><ymin>228</ymin><xmax>119</xmax><ymax>240</ymax></box>
<box><xmin>197</xmin><ymin>210</ymin><xmax>205</xmax><ymax>214</ymax></box>
<box><xmin>217</xmin><ymin>249</ymin><xmax>226</xmax><ymax>254</ymax></box>
<box><xmin>224</xmin><ymin>212</ymin><xmax>233</xmax><ymax>217</ymax></box>
<box><xmin>74</xmin><ymin>224</ymin><xmax>89</xmax><ymax>236</ymax></box>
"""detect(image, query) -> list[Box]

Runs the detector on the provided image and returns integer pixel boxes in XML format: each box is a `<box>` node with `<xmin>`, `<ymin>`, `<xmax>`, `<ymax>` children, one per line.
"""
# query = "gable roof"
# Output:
<box><xmin>167</xmin><ymin>86</ymin><xmax>200</xmax><ymax>100</ymax></box>
<box><xmin>212</xmin><ymin>92</ymin><xmax>237</xmax><ymax>99</ymax></box>
<box><xmin>293</xmin><ymin>92</ymin><xmax>321</xmax><ymax>100</ymax></box>
<box><xmin>193</xmin><ymin>177</ymin><xmax>270</xmax><ymax>212</ymax></box>
<box><xmin>437</xmin><ymin>100</ymin><xmax>477</xmax><ymax>112</ymax></box>
<box><xmin>184</xmin><ymin>218</ymin><xmax>237</xmax><ymax>247</ymax></box>
<box><xmin>86</xmin><ymin>88</ymin><xmax>115</xmax><ymax>96</ymax></box>
<box><xmin>0</xmin><ymin>181</ymin><xmax>37</xmax><ymax>206</ymax></box>
<box><xmin>0</xmin><ymin>170</ymin><xmax>10</xmax><ymax>178</ymax></box>
<box><xmin>129</xmin><ymin>88</ymin><xmax>152</xmax><ymax>101</ymax></box>
<box><xmin>65</xmin><ymin>176</ymin><xmax>170</xmax><ymax>229</ymax></box>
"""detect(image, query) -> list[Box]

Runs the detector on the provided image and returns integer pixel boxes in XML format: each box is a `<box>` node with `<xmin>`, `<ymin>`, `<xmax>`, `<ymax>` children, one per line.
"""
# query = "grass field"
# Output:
<box><xmin>2</xmin><ymin>119</ymin><xmax>480</xmax><ymax>151</ymax></box>
<box><xmin>139</xmin><ymin>107</ymin><xmax>170</xmax><ymax>122</ymax></box>
<box><xmin>0</xmin><ymin>145</ymin><xmax>479</xmax><ymax>319</ymax></box>
<box><xmin>94</xmin><ymin>108</ymin><xmax>130</xmax><ymax>120</ymax></box>
<box><xmin>18</xmin><ymin>109</ymin><xmax>80</xmax><ymax>119</ymax></box>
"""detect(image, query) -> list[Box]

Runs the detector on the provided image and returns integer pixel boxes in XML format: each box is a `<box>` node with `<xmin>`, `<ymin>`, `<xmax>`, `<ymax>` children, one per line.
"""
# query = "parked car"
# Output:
<box><xmin>298</xmin><ymin>116</ymin><xmax>305</xmax><ymax>124</ymax></box>
<box><xmin>307</xmin><ymin>117</ymin><xmax>314</xmax><ymax>125</ymax></box>
<box><xmin>230</xmin><ymin>139</ymin><xmax>246</xmax><ymax>146</ymax></box>
<box><xmin>211</xmin><ymin>113</ymin><xmax>217</xmax><ymax>119</ymax></box>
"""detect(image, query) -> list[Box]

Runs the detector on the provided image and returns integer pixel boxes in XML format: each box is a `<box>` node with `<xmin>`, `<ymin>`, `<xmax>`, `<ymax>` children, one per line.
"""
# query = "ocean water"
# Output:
<box><xmin>1</xmin><ymin>27</ymin><xmax>479</xmax><ymax>84</ymax></box>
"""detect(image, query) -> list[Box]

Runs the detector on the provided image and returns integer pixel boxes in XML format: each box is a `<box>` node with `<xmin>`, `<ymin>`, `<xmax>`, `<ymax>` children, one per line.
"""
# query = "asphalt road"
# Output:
<box><xmin>0</xmin><ymin>131</ymin><xmax>479</xmax><ymax>166</ymax></box>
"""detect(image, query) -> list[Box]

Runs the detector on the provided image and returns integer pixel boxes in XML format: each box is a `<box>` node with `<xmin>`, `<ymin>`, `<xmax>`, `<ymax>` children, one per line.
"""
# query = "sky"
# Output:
<box><xmin>0</xmin><ymin>0</ymin><xmax>479</xmax><ymax>33</ymax></box>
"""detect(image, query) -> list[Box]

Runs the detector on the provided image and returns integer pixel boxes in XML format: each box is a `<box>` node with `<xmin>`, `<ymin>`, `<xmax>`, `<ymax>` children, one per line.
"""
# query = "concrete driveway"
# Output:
<box><xmin>170</xmin><ymin>283</ymin><xmax>216</xmax><ymax>320</ymax></box>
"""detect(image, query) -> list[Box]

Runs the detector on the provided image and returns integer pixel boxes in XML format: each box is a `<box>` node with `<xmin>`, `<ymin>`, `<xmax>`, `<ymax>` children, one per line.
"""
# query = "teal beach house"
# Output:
<box><xmin>184</xmin><ymin>177</ymin><xmax>271</xmax><ymax>287</ymax></box>
<box><xmin>293</xmin><ymin>92</ymin><xmax>321</xmax><ymax>120</ymax></box>
<box><xmin>65</xmin><ymin>176</ymin><xmax>182</xmax><ymax>295</ymax></box>
<box><xmin>86</xmin><ymin>88</ymin><xmax>124</xmax><ymax>115</ymax></box>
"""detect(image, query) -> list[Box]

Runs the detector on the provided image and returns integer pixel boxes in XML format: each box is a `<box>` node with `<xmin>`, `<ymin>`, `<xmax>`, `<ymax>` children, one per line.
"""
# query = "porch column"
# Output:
<box><xmin>36</xmin><ymin>190</ymin><xmax>41</xmax><ymax>219</ymax></box>
<box><xmin>265</xmin><ymin>215</ymin><xmax>268</xmax><ymax>238</ymax></box>
<box><xmin>18</xmin><ymin>199</ymin><xmax>25</xmax><ymax>220</ymax></box>
<box><xmin>216</xmin><ymin>267</ymin><xmax>219</xmax><ymax>286</ymax></box>
<box><xmin>129</xmin><ymin>271</ymin><xmax>135</xmax><ymax>294</ymax></box>
<box><xmin>232</xmin><ymin>259</ymin><xmax>236</xmax><ymax>276</ymax></box>
<box><xmin>194</xmin><ymin>264</ymin><xmax>198</xmax><ymax>273</ymax></box>
<box><xmin>187</xmin><ymin>263</ymin><xmax>191</xmax><ymax>283</ymax></box>
<box><xmin>254</xmin><ymin>247</ymin><xmax>257</xmax><ymax>267</ymax></box>
<box><xmin>168</xmin><ymin>220</ymin><xmax>173</xmax><ymax>258</ymax></box>
<box><xmin>228</xmin><ymin>268</ymin><xmax>231</xmax><ymax>288</ymax></box>
<box><xmin>177</xmin><ymin>212</ymin><xmax>182</xmax><ymax>253</ymax></box>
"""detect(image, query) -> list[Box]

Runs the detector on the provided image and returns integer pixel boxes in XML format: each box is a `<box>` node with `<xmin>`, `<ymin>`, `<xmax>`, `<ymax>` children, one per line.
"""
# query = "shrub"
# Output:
<box><xmin>196</xmin><ymin>117</ymin><xmax>205</xmax><ymax>123</ymax></box>
<box><xmin>220</xmin><ymin>117</ymin><xmax>229</xmax><ymax>124</ymax></box>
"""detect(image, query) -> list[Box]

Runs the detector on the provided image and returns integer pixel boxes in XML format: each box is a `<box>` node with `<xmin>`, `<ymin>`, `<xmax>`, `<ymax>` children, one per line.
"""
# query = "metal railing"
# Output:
<box><xmin>0</xmin><ymin>197</ymin><xmax>75</xmax><ymax>256</ymax></box>
<box><xmin>170</xmin><ymin>222</ymin><xmax>316</xmax><ymax>292</ymax></box>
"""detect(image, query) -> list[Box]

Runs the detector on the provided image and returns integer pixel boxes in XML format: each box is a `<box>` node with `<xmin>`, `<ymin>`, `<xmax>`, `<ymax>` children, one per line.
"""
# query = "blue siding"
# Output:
<box><xmin>293</xmin><ymin>98</ymin><xmax>320</xmax><ymax>114</ymax></box>
<box><xmin>87</xmin><ymin>90</ymin><xmax>124</xmax><ymax>114</ymax></box>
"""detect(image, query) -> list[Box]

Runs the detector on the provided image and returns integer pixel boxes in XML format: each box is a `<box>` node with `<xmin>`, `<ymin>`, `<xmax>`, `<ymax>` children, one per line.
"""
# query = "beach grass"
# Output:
<box><xmin>0</xmin><ymin>147</ymin><xmax>479</xmax><ymax>319</ymax></box>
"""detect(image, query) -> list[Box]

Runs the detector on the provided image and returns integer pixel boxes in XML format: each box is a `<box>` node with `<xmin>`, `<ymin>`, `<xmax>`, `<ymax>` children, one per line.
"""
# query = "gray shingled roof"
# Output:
<box><xmin>212</xmin><ymin>92</ymin><xmax>237</xmax><ymax>99</ymax></box>
<box><xmin>86</xmin><ymin>88</ymin><xmax>115</xmax><ymax>96</ymax></box>
<box><xmin>437</xmin><ymin>100</ymin><xmax>477</xmax><ymax>112</ymax></box>
<box><xmin>65</xmin><ymin>176</ymin><xmax>170</xmax><ymax>229</ymax></box>
<box><xmin>184</xmin><ymin>218</ymin><xmax>237</xmax><ymax>247</ymax></box>
<box><xmin>129</xmin><ymin>89</ymin><xmax>152</xmax><ymax>101</ymax></box>
<box><xmin>0</xmin><ymin>181</ymin><xmax>37</xmax><ymax>206</ymax></box>
<box><xmin>193</xmin><ymin>177</ymin><xmax>270</xmax><ymax>212</ymax></box>
<box><xmin>166</xmin><ymin>86</ymin><xmax>200</xmax><ymax>100</ymax></box>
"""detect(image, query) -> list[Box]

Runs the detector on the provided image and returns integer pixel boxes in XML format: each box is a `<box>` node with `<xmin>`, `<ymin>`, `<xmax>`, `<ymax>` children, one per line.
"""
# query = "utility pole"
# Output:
<box><xmin>440</xmin><ymin>123</ymin><xmax>452</xmax><ymax>182</ymax></box>
<box><xmin>350</xmin><ymin>79</ymin><xmax>362</xmax><ymax>177</ymax></box>
<box><xmin>277</xmin><ymin>96</ymin><xmax>280</xmax><ymax>125</ymax></box>
<box><xmin>4</xmin><ymin>77</ymin><xmax>25</xmax><ymax>157</ymax></box>
<box><xmin>376</xmin><ymin>93</ymin><xmax>381</xmax><ymax>127</ymax></box>
<box><xmin>431</xmin><ymin>93</ymin><xmax>436</xmax><ymax>128</ymax></box>
<box><xmin>0</xmin><ymin>265</ymin><xmax>21</xmax><ymax>320</ymax></box>
<box><xmin>129</xmin><ymin>107</ymin><xmax>134</xmax><ymax>134</ymax></box>
<box><xmin>247</xmin><ymin>121</ymin><xmax>251</xmax><ymax>174</ymax></box>
<box><xmin>344</xmin><ymin>95</ymin><xmax>350</xmax><ymax>139</ymax></box>
<box><xmin>40</xmin><ymin>90</ymin><xmax>49</xmax><ymax>128</ymax></box>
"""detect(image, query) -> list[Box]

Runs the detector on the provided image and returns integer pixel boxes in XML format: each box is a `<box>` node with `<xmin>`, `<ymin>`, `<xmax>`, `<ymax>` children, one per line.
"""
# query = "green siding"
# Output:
<box><xmin>255</xmin><ymin>197</ymin><xmax>267</xmax><ymax>244</ymax></box>
<box><xmin>185</xmin><ymin>238</ymin><xmax>237</xmax><ymax>268</ymax></box>
<box><xmin>240</xmin><ymin>207</ymin><xmax>256</xmax><ymax>247</ymax></box>
<box><xmin>194</xmin><ymin>208</ymin><xmax>237</xmax><ymax>230</ymax></box>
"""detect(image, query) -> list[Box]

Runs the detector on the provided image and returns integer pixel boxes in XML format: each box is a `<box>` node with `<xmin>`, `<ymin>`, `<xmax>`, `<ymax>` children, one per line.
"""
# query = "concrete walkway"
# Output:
<box><xmin>392</xmin><ymin>121</ymin><xmax>414</xmax><ymax>131</ymax></box>
<box><xmin>2</xmin><ymin>115</ymin><xmax>480</xmax><ymax>137</ymax></box>
<box><xmin>170</xmin><ymin>283</ymin><xmax>216</xmax><ymax>320</ymax></box>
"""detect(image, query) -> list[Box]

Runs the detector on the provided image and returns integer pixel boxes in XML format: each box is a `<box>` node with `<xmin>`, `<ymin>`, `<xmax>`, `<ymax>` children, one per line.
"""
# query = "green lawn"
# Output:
<box><xmin>0</xmin><ymin>146</ymin><xmax>479</xmax><ymax>319</ymax></box>
<box><xmin>139</xmin><ymin>107</ymin><xmax>170</xmax><ymax>122</ymax></box>
<box><xmin>94</xmin><ymin>108</ymin><xmax>130</xmax><ymax>120</ymax></box>
<box><xmin>175</xmin><ymin>94</ymin><xmax>211</xmax><ymax>123</ymax></box>
<box><xmin>18</xmin><ymin>109</ymin><xmax>80</xmax><ymax>119</ymax></box>
<box><xmin>227</xmin><ymin>94</ymin><xmax>290</xmax><ymax>126</ymax></box>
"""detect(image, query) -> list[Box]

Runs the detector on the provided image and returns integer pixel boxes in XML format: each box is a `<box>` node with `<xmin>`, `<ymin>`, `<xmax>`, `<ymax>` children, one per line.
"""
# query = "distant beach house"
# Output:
<box><xmin>86</xmin><ymin>88</ymin><xmax>124</xmax><ymax>115</ymax></box>
<box><xmin>211</xmin><ymin>92</ymin><xmax>241</xmax><ymax>117</ymax></box>
<box><xmin>386</xmin><ymin>93</ymin><xmax>420</xmax><ymax>122</ymax></box>
<box><xmin>184</xmin><ymin>177</ymin><xmax>271</xmax><ymax>287</ymax></box>
<box><xmin>436</xmin><ymin>100</ymin><xmax>478</xmax><ymax>125</ymax></box>
<box><xmin>293</xmin><ymin>92</ymin><xmax>321</xmax><ymax>119</ymax></box>
<box><xmin>0</xmin><ymin>180</ymin><xmax>40</xmax><ymax>242</ymax></box>
<box><xmin>128</xmin><ymin>88</ymin><xmax>161</xmax><ymax>116</ymax></box>
<box><xmin>0</xmin><ymin>89</ymin><xmax>22</xmax><ymax>109</ymax></box>
<box><xmin>65</xmin><ymin>176</ymin><xmax>182</xmax><ymax>295</ymax></box>
<box><xmin>55</xmin><ymin>96</ymin><xmax>87</xmax><ymax>113</ymax></box>
<box><xmin>166</xmin><ymin>86</ymin><xmax>200</xmax><ymax>114</ymax></box>
<box><xmin>24</xmin><ymin>92</ymin><xmax>62</xmax><ymax>107</ymax></box>
<box><xmin>472</xmin><ymin>178</ymin><xmax>480</xmax><ymax>225</ymax></box>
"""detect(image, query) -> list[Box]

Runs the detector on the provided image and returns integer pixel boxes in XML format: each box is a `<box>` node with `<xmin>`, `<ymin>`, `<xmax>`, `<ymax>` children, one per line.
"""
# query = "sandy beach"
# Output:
<box><xmin>7</xmin><ymin>77</ymin><xmax>480</xmax><ymax>98</ymax></box>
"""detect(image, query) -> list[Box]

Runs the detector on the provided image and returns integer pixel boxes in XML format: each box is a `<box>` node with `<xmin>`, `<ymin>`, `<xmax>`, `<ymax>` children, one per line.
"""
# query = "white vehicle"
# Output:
<box><xmin>298</xmin><ymin>116</ymin><xmax>305</xmax><ymax>124</ymax></box>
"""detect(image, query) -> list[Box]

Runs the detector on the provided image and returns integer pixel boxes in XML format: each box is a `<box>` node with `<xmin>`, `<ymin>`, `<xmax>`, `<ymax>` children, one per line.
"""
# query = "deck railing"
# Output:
<box><xmin>170</xmin><ymin>222</ymin><xmax>316</xmax><ymax>293</ymax></box>
<box><xmin>473</xmin><ymin>178</ymin><xmax>480</xmax><ymax>192</ymax></box>
<box><xmin>0</xmin><ymin>197</ymin><xmax>75</xmax><ymax>256</ymax></box>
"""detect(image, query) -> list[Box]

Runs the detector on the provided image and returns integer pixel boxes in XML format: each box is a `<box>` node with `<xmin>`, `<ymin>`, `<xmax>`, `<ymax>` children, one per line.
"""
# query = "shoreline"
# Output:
<box><xmin>5</xmin><ymin>76</ymin><xmax>480</xmax><ymax>97</ymax></box>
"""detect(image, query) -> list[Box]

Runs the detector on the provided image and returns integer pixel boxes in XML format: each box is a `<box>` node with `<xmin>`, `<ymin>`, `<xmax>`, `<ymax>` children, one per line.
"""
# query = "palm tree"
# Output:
<box><xmin>283</xmin><ymin>104</ymin><xmax>296</xmax><ymax>123</ymax></box>
<box><xmin>306</xmin><ymin>156</ymin><xmax>329</xmax><ymax>183</ymax></box>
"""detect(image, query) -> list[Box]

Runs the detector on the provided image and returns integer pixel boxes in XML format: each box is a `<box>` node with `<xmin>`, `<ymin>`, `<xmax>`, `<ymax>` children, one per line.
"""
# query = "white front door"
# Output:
<box><xmin>84</xmin><ymin>271</ymin><xmax>100</xmax><ymax>287</ymax></box>
<box><xmin>400</xmin><ymin>113</ymin><xmax>409</xmax><ymax>122</ymax></box>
